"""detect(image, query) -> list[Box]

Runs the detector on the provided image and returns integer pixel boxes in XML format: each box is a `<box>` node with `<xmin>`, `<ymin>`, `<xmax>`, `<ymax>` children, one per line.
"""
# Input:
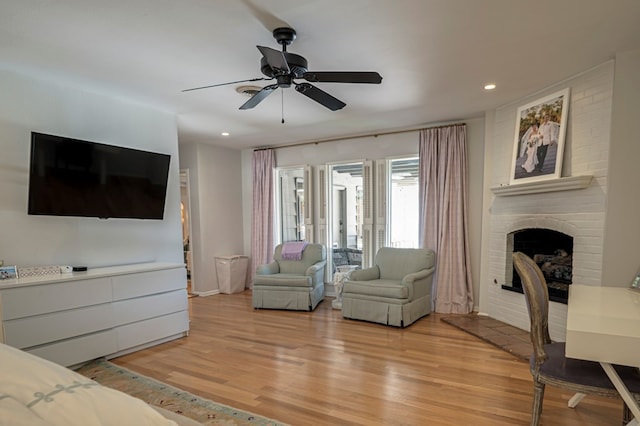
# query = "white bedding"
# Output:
<box><xmin>0</xmin><ymin>342</ymin><xmax>177</xmax><ymax>425</ymax></box>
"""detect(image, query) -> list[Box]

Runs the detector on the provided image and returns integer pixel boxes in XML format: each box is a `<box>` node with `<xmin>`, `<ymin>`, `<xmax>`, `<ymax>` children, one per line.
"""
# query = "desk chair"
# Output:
<box><xmin>512</xmin><ymin>252</ymin><xmax>640</xmax><ymax>426</ymax></box>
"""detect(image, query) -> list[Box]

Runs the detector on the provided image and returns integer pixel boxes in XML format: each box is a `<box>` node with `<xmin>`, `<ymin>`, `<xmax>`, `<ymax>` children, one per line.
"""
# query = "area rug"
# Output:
<box><xmin>76</xmin><ymin>359</ymin><xmax>287</xmax><ymax>426</ymax></box>
<box><xmin>440</xmin><ymin>314</ymin><xmax>532</xmax><ymax>361</ymax></box>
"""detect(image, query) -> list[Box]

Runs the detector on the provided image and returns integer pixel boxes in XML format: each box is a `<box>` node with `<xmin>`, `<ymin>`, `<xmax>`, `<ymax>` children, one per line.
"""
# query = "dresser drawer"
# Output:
<box><xmin>3</xmin><ymin>303</ymin><xmax>114</xmax><ymax>349</ymax></box>
<box><xmin>112</xmin><ymin>268</ymin><xmax>186</xmax><ymax>300</ymax></box>
<box><xmin>112</xmin><ymin>289</ymin><xmax>188</xmax><ymax>326</ymax></box>
<box><xmin>28</xmin><ymin>330</ymin><xmax>117</xmax><ymax>367</ymax></box>
<box><xmin>115</xmin><ymin>310</ymin><xmax>189</xmax><ymax>351</ymax></box>
<box><xmin>0</xmin><ymin>278</ymin><xmax>112</xmax><ymax>320</ymax></box>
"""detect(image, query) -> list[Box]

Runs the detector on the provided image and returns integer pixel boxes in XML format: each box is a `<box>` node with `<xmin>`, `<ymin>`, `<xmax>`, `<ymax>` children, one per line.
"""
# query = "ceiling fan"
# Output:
<box><xmin>182</xmin><ymin>27</ymin><xmax>382</xmax><ymax>111</ymax></box>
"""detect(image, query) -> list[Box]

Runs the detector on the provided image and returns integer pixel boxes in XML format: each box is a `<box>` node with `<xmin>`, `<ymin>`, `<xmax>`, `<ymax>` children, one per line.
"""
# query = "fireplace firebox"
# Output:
<box><xmin>503</xmin><ymin>228</ymin><xmax>573</xmax><ymax>304</ymax></box>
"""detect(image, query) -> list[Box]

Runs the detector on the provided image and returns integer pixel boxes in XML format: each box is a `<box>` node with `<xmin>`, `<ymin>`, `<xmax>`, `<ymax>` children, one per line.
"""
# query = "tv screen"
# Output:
<box><xmin>28</xmin><ymin>132</ymin><xmax>171</xmax><ymax>220</ymax></box>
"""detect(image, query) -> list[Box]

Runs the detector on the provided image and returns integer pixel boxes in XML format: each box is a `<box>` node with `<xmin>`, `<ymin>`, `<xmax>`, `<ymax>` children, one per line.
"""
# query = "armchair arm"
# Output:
<box><xmin>256</xmin><ymin>261</ymin><xmax>279</xmax><ymax>275</ymax></box>
<box><xmin>402</xmin><ymin>267</ymin><xmax>434</xmax><ymax>284</ymax></box>
<box><xmin>306</xmin><ymin>260</ymin><xmax>326</xmax><ymax>276</ymax></box>
<box><xmin>348</xmin><ymin>265</ymin><xmax>380</xmax><ymax>281</ymax></box>
<box><xmin>402</xmin><ymin>267</ymin><xmax>435</xmax><ymax>299</ymax></box>
<box><xmin>306</xmin><ymin>260</ymin><xmax>327</xmax><ymax>287</ymax></box>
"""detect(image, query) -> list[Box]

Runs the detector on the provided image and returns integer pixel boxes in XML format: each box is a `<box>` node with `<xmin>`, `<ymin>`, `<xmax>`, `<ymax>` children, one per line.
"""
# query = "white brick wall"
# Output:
<box><xmin>485</xmin><ymin>61</ymin><xmax>614</xmax><ymax>341</ymax></box>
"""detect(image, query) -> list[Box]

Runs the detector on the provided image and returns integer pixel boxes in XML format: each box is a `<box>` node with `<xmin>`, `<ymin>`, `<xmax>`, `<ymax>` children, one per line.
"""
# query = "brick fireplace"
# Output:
<box><xmin>486</xmin><ymin>204</ymin><xmax>604</xmax><ymax>341</ymax></box>
<box><xmin>482</xmin><ymin>61</ymin><xmax>613</xmax><ymax>341</ymax></box>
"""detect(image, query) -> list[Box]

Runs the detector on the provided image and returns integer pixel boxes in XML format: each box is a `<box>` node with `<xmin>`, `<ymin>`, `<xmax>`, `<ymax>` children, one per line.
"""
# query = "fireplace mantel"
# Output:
<box><xmin>491</xmin><ymin>175</ymin><xmax>593</xmax><ymax>197</ymax></box>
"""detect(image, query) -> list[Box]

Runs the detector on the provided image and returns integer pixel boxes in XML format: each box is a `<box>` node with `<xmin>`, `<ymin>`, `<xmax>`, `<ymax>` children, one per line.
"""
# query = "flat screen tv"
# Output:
<box><xmin>28</xmin><ymin>132</ymin><xmax>171</xmax><ymax>220</ymax></box>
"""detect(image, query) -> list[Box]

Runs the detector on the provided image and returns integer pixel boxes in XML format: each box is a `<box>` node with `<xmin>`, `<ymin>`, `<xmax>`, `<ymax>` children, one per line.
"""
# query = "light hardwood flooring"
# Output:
<box><xmin>112</xmin><ymin>292</ymin><xmax>623</xmax><ymax>425</ymax></box>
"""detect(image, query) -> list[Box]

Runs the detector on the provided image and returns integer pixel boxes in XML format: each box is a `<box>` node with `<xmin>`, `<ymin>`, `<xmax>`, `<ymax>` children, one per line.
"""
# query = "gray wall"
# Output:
<box><xmin>0</xmin><ymin>69</ymin><xmax>183</xmax><ymax>269</ymax></box>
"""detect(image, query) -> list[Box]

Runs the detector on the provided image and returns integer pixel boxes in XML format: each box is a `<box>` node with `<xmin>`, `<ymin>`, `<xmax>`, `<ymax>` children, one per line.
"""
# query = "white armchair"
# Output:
<box><xmin>252</xmin><ymin>243</ymin><xmax>326</xmax><ymax>311</ymax></box>
<box><xmin>341</xmin><ymin>247</ymin><xmax>436</xmax><ymax>327</ymax></box>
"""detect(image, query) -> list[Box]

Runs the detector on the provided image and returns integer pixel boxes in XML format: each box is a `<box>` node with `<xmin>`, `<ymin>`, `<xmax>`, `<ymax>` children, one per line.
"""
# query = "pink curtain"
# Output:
<box><xmin>419</xmin><ymin>125</ymin><xmax>474</xmax><ymax>313</ymax></box>
<box><xmin>249</xmin><ymin>149</ymin><xmax>275</xmax><ymax>287</ymax></box>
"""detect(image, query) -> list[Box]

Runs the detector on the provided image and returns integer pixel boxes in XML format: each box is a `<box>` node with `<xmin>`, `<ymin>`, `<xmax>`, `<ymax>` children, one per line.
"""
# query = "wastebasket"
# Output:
<box><xmin>215</xmin><ymin>255</ymin><xmax>249</xmax><ymax>294</ymax></box>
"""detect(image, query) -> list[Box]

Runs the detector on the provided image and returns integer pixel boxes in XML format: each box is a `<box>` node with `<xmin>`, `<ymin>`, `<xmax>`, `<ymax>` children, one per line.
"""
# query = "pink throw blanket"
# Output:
<box><xmin>281</xmin><ymin>241</ymin><xmax>308</xmax><ymax>261</ymax></box>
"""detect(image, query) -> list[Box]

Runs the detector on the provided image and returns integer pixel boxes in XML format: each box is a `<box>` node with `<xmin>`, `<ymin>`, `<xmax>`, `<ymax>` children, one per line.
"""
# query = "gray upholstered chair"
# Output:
<box><xmin>341</xmin><ymin>247</ymin><xmax>436</xmax><ymax>327</ymax></box>
<box><xmin>512</xmin><ymin>251</ymin><xmax>640</xmax><ymax>426</ymax></box>
<box><xmin>253</xmin><ymin>243</ymin><xmax>326</xmax><ymax>311</ymax></box>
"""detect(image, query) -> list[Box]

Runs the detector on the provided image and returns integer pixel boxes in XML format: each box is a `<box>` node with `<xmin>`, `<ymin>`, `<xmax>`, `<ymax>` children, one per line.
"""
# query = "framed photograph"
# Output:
<box><xmin>0</xmin><ymin>265</ymin><xmax>18</xmax><ymax>280</ymax></box>
<box><xmin>509</xmin><ymin>88</ymin><xmax>570</xmax><ymax>184</ymax></box>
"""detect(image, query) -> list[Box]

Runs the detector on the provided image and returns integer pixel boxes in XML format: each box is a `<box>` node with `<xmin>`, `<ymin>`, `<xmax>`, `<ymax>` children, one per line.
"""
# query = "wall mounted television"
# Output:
<box><xmin>28</xmin><ymin>132</ymin><xmax>171</xmax><ymax>220</ymax></box>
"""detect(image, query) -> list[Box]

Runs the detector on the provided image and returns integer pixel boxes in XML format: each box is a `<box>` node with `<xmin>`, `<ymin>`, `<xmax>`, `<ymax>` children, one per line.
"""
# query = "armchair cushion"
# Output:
<box><xmin>341</xmin><ymin>279</ymin><xmax>410</xmax><ymax>299</ymax></box>
<box><xmin>253</xmin><ymin>274</ymin><xmax>312</xmax><ymax>288</ymax></box>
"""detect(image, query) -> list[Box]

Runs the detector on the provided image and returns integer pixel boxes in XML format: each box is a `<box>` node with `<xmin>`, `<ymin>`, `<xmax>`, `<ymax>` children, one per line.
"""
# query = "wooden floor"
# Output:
<box><xmin>112</xmin><ymin>292</ymin><xmax>623</xmax><ymax>426</ymax></box>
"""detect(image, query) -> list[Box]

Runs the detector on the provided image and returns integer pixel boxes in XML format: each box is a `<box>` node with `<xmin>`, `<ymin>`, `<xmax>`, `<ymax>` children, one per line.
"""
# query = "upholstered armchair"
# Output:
<box><xmin>341</xmin><ymin>247</ymin><xmax>436</xmax><ymax>327</ymax></box>
<box><xmin>252</xmin><ymin>243</ymin><xmax>327</xmax><ymax>311</ymax></box>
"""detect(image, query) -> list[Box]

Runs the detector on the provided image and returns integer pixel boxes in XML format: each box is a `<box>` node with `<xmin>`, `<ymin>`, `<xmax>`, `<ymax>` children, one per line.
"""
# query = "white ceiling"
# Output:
<box><xmin>2</xmin><ymin>0</ymin><xmax>640</xmax><ymax>150</ymax></box>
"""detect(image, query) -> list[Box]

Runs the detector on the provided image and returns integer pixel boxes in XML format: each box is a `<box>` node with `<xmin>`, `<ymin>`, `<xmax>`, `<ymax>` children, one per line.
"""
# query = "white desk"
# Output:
<box><xmin>566</xmin><ymin>285</ymin><xmax>640</xmax><ymax>424</ymax></box>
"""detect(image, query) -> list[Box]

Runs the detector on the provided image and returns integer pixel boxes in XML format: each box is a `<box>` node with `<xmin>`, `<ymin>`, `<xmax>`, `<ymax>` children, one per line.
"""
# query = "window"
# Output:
<box><xmin>388</xmin><ymin>157</ymin><xmax>419</xmax><ymax>248</ymax></box>
<box><xmin>276</xmin><ymin>167</ymin><xmax>305</xmax><ymax>243</ymax></box>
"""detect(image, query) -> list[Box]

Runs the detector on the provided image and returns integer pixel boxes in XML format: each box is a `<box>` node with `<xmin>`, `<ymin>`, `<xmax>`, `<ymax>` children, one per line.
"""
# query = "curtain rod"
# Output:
<box><xmin>253</xmin><ymin>122</ymin><xmax>466</xmax><ymax>151</ymax></box>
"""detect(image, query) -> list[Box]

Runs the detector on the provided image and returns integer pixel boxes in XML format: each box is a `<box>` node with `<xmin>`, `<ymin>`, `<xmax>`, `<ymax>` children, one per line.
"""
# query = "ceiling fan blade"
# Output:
<box><xmin>257</xmin><ymin>46</ymin><xmax>290</xmax><ymax>74</ymax></box>
<box><xmin>303</xmin><ymin>71</ymin><xmax>383</xmax><ymax>84</ymax></box>
<box><xmin>182</xmin><ymin>77</ymin><xmax>271</xmax><ymax>92</ymax></box>
<box><xmin>239</xmin><ymin>0</ymin><xmax>290</xmax><ymax>33</ymax></box>
<box><xmin>239</xmin><ymin>84</ymin><xmax>279</xmax><ymax>110</ymax></box>
<box><xmin>295</xmin><ymin>83</ymin><xmax>346</xmax><ymax>111</ymax></box>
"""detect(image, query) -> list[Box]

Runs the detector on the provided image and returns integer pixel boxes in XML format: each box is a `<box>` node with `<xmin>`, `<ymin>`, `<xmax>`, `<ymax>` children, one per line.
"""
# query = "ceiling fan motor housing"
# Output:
<box><xmin>260</xmin><ymin>52</ymin><xmax>308</xmax><ymax>80</ymax></box>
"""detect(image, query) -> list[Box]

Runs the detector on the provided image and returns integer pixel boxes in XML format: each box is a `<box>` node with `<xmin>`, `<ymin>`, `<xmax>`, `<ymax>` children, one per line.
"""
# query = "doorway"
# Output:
<box><xmin>327</xmin><ymin>162</ymin><xmax>364</xmax><ymax>273</ymax></box>
<box><xmin>180</xmin><ymin>169</ymin><xmax>195</xmax><ymax>295</ymax></box>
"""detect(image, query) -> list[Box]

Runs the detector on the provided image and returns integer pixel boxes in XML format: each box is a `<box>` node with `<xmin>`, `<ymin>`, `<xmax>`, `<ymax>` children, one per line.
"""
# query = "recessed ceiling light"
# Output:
<box><xmin>221</xmin><ymin>132</ymin><xmax>230</xmax><ymax>136</ymax></box>
<box><xmin>484</xmin><ymin>83</ymin><xmax>496</xmax><ymax>90</ymax></box>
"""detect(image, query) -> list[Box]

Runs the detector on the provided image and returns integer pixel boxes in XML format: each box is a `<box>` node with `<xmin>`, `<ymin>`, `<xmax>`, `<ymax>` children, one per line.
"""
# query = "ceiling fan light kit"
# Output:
<box><xmin>183</xmin><ymin>27</ymin><xmax>382</xmax><ymax>112</ymax></box>
<box><xmin>235</xmin><ymin>85</ymin><xmax>263</xmax><ymax>97</ymax></box>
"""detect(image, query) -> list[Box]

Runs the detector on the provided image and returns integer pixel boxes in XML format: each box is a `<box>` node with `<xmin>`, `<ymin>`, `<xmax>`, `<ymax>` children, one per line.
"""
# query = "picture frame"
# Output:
<box><xmin>509</xmin><ymin>88</ymin><xmax>570</xmax><ymax>184</ymax></box>
<box><xmin>0</xmin><ymin>265</ymin><xmax>18</xmax><ymax>280</ymax></box>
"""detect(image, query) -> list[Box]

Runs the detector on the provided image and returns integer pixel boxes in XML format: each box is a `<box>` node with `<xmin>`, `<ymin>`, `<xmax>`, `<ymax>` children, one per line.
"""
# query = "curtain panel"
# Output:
<box><xmin>250</xmin><ymin>149</ymin><xmax>275</xmax><ymax>287</ymax></box>
<box><xmin>419</xmin><ymin>125</ymin><xmax>474</xmax><ymax>314</ymax></box>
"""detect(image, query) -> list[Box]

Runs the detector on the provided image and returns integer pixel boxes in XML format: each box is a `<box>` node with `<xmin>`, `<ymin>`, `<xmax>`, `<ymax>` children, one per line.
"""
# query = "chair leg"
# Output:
<box><xmin>531</xmin><ymin>380</ymin><xmax>545</xmax><ymax>426</ymax></box>
<box><xmin>568</xmin><ymin>392</ymin><xmax>586</xmax><ymax>408</ymax></box>
<box><xmin>623</xmin><ymin>402</ymin><xmax>633</xmax><ymax>426</ymax></box>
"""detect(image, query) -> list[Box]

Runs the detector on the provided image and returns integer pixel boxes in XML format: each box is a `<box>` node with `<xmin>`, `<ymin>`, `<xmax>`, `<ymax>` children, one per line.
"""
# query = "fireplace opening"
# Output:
<box><xmin>503</xmin><ymin>228</ymin><xmax>573</xmax><ymax>304</ymax></box>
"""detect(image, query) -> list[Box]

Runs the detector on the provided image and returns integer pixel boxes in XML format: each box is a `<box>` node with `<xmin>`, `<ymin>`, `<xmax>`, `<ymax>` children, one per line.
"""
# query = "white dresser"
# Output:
<box><xmin>0</xmin><ymin>262</ymin><xmax>189</xmax><ymax>367</ymax></box>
